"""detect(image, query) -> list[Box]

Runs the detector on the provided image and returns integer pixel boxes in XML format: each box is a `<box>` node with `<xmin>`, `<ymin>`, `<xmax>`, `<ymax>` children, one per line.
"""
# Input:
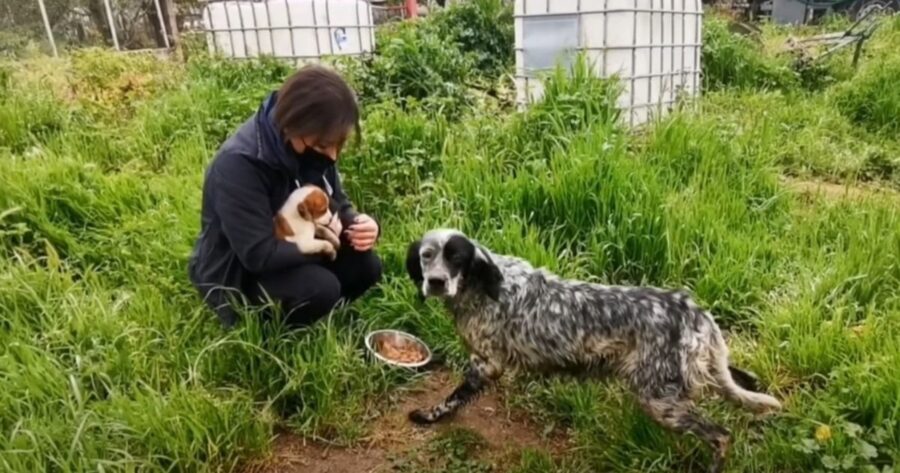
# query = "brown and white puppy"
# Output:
<box><xmin>274</xmin><ymin>185</ymin><xmax>341</xmax><ymax>260</ymax></box>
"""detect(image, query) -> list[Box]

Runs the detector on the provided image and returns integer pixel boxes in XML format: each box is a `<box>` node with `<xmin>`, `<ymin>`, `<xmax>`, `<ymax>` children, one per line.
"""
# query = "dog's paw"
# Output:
<box><xmin>408</xmin><ymin>409</ymin><xmax>436</xmax><ymax>425</ymax></box>
<box><xmin>321</xmin><ymin>245</ymin><xmax>338</xmax><ymax>261</ymax></box>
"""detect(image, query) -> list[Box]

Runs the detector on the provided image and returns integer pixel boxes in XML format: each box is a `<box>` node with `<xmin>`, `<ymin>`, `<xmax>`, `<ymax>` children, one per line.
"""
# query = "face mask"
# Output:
<box><xmin>297</xmin><ymin>146</ymin><xmax>335</xmax><ymax>174</ymax></box>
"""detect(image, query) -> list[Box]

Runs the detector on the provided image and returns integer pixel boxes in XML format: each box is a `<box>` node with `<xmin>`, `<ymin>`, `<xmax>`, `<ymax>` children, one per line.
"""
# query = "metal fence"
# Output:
<box><xmin>5</xmin><ymin>0</ymin><xmax>417</xmax><ymax>59</ymax></box>
<box><xmin>1</xmin><ymin>0</ymin><xmax>176</xmax><ymax>57</ymax></box>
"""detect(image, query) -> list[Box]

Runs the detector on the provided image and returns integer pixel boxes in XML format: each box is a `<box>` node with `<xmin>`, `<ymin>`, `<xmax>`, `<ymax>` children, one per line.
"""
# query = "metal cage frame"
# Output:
<box><xmin>515</xmin><ymin>0</ymin><xmax>704</xmax><ymax>127</ymax></box>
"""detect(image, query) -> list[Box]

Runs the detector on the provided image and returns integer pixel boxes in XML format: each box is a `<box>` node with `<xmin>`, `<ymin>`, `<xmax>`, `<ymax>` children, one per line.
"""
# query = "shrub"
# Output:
<box><xmin>831</xmin><ymin>56</ymin><xmax>900</xmax><ymax>135</ymax></box>
<box><xmin>336</xmin><ymin>0</ymin><xmax>515</xmax><ymax>117</ymax></box>
<box><xmin>701</xmin><ymin>16</ymin><xmax>798</xmax><ymax>91</ymax></box>
<box><xmin>339</xmin><ymin>21</ymin><xmax>477</xmax><ymax>116</ymax></box>
<box><xmin>67</xmin><ymin>48</ymin><xmax>181</xmax><ymax>119</ymax></box>
<box><xmin>430</xmin><ymin>0</ymin><xmax>514</xmax><ymax>78</ymax></box>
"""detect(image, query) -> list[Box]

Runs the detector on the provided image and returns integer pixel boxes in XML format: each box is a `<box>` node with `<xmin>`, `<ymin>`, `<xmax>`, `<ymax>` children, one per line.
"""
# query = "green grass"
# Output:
<box><xmin>1</xmin><ymin>4</ymin><xmax>899</xmax><ymax>473</ymax></box>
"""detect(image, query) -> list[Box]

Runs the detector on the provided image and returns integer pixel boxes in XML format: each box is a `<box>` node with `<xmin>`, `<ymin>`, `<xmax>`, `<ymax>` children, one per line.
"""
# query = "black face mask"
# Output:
<box><xmin>297</xmin><ymin>146</ymin><xmax>335</xmax><ymax>174</ymax></box>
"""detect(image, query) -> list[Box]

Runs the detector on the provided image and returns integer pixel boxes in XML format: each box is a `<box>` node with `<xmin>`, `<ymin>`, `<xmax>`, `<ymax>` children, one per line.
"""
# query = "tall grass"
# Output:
<box><xmin>1</xmin><ymin>5</ymin><xmax>899</xmax><ymax>473</ymax></box>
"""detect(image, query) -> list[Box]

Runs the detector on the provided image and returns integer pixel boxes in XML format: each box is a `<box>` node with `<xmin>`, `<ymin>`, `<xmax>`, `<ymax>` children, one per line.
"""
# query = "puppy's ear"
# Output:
<box><xmin>405</xmin><ymin>240</ymin><xmax>425</xmax><ymax>299</ymax></box>
<box><xmin>296</xmin><ymin>201</ymin><xmax>312</xmax><ymax>221</ymax></box>
<box><xmin>299</xmin><ymin>189</ymin><xmax>328</xmax><ymax>219</ymax></box>
<box><xmin>470</xmin><ymin>247</ymin><xmax>503</xmax><ymax>301</ymax></box>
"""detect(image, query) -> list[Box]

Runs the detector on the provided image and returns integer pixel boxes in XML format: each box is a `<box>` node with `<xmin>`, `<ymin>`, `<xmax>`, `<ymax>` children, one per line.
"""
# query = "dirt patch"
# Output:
<box><xmin>242</xmin><ymin>370</ymin><xmax>568</xmax><ymax>473</ymax></box>
<box><xmin>783</xmin><ymin>177</ymin><xmax>900</xmax><ymax>202</ymax></box>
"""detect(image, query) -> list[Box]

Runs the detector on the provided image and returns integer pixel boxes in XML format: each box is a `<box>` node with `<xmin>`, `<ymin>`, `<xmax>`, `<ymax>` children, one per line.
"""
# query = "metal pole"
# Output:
<box><xmin>103</xmin><ymin>0</ymin><xmax>120</xmax><ymax>50</ymax></box>
<box><xmin>37</xmin><ymin>0</ymin><xmax>58</xmax><ymax>57</ymax></box>
<box><xmin>152</xmin><ymin>0</ymin><xmax>170</xmax><ymax>49</ymax></box>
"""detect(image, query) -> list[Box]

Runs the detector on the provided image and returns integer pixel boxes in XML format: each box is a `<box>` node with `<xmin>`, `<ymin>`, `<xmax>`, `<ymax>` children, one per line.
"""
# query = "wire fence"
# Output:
<box><xmin>1</xmin><ymin>0</ymin><xmax>179</xmax><ymax>57</ymax></box>
<box><xmin>1</xmin><ymin>0</ymin><xmax>413</xmax><ymax>59</ymax></box>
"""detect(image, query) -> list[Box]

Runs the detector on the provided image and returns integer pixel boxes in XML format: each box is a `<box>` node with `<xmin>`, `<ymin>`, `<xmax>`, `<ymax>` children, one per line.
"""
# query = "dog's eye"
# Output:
<box><xmin>421</xmin><ymin>250</ymin><xmax>435</xmax><ymax>260</ymax></box>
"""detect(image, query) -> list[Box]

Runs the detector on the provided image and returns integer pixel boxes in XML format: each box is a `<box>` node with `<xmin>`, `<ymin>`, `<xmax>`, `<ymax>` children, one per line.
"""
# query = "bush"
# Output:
<box><xmin>67</xmin><ymin>48</ymin><xmax>181</xmax><ymax>119</ymax></box>
<box><xmin>831</xmin><ymin>56</ymin><xmax>900</xmax><ymax>135</ymax></box>
<box><xmin>336</xmin><ymin>0</ymin><xmax>515</xmax><ymax>117</ymax></box>
<box><xmin>702</xmin><ymin>16</ymin><xmax>798</xmax><ymax>91</ymax></box>
<box><xmin>339</xmin><ymin>21</ymin><xmax>477</xmax><ymax>116</ymax></box>
<box><xmin>430</xmin><ymin>0</ymin><xmax>514</xmax><ymax>78</ymax></box>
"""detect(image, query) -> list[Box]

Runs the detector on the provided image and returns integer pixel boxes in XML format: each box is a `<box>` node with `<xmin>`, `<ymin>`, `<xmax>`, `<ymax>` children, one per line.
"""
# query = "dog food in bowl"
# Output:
<box><xmin>365</xmin><ymin>329</ymin><xmax>432</xmax><ymax>368</ymax></box>
<box><xmin>378</xmin><ymin>339</ymin><xmax>424</xmax><ymax>363</ymax></box>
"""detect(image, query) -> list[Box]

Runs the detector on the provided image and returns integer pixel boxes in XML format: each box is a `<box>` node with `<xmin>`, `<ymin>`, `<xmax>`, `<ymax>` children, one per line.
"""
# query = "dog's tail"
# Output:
<box><xmin>710</xmin><ymin>329</ymin><xmax>782</xmax><ymax>413</ymax></box>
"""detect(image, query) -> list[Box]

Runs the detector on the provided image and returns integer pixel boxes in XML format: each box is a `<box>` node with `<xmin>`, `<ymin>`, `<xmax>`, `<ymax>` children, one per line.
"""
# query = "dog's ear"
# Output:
<box><xmin>470</xmin><ymin>246</ymin><xmax>503</xmax><ymax>301</ymax></box>
<box><xmin>405</xmin><ymin>239</ymin><xmax>425</xmax><ymax>299</ymax></box>
<box><xmin>299</xmin><ymin>189</ymin><xmax>328</xmax><ymax>219</ymax></box>
<box><xmin>296</xmin><ymin>200</ymin><xmax>312</xmax><ymax>221</ymax></box>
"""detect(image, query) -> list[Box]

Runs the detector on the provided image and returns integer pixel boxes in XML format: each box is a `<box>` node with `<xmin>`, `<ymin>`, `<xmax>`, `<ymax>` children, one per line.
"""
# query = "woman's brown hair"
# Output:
<box><xmin>273</xmin><ymin>64</ymin><xmax>361</xmax><ymax>148</ymax></box>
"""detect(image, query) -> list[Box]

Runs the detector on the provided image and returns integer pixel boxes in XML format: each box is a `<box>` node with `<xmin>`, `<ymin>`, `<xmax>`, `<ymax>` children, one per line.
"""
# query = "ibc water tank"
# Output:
<box><xmin>515</xmin><ymin>0</ymin><xmax>703</xmax><ymax>126</ymax></box>
<box><xmin>202</xmin><ymin>0</ymin><xmax>375</xmax><ymax>63</ymax></box>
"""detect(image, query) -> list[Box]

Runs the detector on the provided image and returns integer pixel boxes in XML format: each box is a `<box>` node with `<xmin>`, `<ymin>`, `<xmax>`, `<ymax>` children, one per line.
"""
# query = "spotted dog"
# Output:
<box><xmin>405</xmin><ymin>228</ymin><xmax>782</xmax><ymax>473</ymax></box>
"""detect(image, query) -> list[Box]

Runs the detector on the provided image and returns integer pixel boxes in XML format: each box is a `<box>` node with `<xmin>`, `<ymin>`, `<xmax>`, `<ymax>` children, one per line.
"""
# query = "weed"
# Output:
<box><xmin>391</xmin><ymin>427</ymin><xmax>492</xmax><ymax>473</ymax></box>
<box><xmin>831</xmin><ymin>56</ymin><xmax>900</xmax><ymax>135</ymax></box>
<box><xmin>702</xmin><ymin>15</ymin><xmax>798</xmax><ymax>92</ymax></box>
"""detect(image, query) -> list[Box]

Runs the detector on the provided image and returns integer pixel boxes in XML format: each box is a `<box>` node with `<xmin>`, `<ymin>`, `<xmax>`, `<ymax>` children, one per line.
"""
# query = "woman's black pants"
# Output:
<box><xmin>246</xmin><ymin>246</ymin><xmax>382</xmax><ymax>327</ymax></box>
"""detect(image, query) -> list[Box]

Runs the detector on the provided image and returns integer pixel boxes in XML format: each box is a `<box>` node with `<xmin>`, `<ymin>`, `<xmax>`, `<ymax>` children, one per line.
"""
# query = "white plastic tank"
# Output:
<box><xmin>514</xmin><ymin>0</ymin><xmax>703</xmax><ymax>126</ymax></box>
<box><xmin>201</xmin><ymin>0</ymin><xmax>375</xmax><ymax>62</ymax></box>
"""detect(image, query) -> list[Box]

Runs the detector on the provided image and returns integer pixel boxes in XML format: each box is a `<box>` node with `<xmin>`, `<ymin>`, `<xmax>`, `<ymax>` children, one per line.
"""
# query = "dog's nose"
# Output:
<box><xmin>427</xmin><ymin>278</ymin><xmax>446</xmax><ymax>290</ymax></box>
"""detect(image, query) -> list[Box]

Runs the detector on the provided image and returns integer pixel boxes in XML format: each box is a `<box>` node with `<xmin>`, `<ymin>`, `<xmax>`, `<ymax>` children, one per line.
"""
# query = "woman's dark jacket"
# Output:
<box><xmin>188</xmin><ymin>91</ymin><xmax>371</xmax><ymax>328</ymax></box>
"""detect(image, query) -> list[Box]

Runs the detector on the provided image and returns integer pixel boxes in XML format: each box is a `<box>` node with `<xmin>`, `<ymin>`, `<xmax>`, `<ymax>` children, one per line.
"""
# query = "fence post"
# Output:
<box><xmin>152</xmin><ymin>0</ymin><xmax>170</xmax><ymax>48</ymax></box>
<box><xmin>161</xmin><ymin>0</ymin><xmax>179</xmax><ymax>49</ymax></box>
<box><xmin>37</xmin><ymin>0</ymin><xmax>58</xmax><ymax>57</ymax></box>
<box><xmin>103</xmin><ymin>0</ymin><xmax>121</xmax><ymax>50</ymax></box>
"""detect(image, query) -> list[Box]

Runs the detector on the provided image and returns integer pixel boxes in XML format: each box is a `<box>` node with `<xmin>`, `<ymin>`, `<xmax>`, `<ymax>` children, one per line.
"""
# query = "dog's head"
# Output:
<box><xmin>297</xmin><ymin>185</ymin><xmax>333</xmax><ymax>226</ymax></box>
<box><xmin>406</xmin><ymin>229</ymin><xmax>503</xmax><ymax>301</ymax></box>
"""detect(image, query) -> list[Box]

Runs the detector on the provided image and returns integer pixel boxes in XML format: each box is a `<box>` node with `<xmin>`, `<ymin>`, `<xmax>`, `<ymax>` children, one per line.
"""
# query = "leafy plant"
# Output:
<box><xmin>702</xmin><ymin>15</ymin><xmax>798</xmax><ymax>91</ymax></box>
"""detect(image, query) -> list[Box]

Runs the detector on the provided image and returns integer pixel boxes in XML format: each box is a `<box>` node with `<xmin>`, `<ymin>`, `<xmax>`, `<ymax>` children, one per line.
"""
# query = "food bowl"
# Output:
<box><xmin>365</xmin><ymin>329</ymin><xmax>432</xmax><ymax>369</ymax></box>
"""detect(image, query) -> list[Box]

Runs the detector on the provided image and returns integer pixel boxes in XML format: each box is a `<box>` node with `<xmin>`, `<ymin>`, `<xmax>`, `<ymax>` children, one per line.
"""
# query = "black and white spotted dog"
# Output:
<box><xmin>405</xmin><ymin>228</ymin><xmax>782</xmax><ymax>473</ymax></box>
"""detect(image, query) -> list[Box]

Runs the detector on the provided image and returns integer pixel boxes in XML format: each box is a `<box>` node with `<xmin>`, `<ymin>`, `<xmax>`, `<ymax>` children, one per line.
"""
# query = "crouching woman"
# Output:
<box><xmin>188</xmin><ymin>65</ymin><xmax>382</xmax><ymax>329</ymax></box>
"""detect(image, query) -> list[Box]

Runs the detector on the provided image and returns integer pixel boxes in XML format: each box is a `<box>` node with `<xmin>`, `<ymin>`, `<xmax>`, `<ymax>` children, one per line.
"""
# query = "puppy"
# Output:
<box><xmin>405</xmin><ymin>229</ymin><xmax>782</xmax><ymax>473</ymax></box>
<box><xmin>274</xmin><ymin>185</ymin><xmax>341</xmax><ymax>260</ymax></box>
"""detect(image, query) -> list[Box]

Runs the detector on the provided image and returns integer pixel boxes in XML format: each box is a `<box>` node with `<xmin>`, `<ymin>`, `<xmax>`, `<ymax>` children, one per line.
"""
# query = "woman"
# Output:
<box><xmin>188</xmin><ymin>65</ymin><xmax>382</xmax><ymax>329</ymax></box>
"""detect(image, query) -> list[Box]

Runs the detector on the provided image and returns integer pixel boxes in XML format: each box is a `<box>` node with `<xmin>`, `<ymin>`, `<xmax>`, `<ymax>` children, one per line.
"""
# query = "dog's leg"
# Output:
<box><xmin>639</xmin><ymin>395</ymin><xmax>731</xmax><ymax>473</ymax></box>
<box><xmin>408</xmin><ymin>355</ymin><xmax>502</xmax><ymax>425</ymax></box>
<box><xmin>295</xmin><ymin>236</ymin><xmax>337</xmax><ymax>261</ymax></box>
<box><xmin>314</xmin><ymin>223</ymin><xmax>341</xmax><ymax>250</ymax></box>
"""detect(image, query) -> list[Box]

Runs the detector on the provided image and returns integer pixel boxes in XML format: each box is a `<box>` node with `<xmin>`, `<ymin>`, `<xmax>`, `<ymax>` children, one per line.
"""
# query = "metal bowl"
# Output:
<box><xmin>365</xmin><ymin>329</ymin><xmax>432</xmax><ymax>369</ymax></box>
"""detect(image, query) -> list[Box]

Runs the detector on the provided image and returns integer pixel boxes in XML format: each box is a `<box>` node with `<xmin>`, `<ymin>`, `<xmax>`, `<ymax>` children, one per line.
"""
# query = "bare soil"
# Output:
<box><xmin>783</xmin><ymin>177</ymin><xmax>900</xmax><ymax>202</ymax></box>
<box><xmin>242</xmin><ymin>370</ymin><xmax>568</xmax><ymax>473</ymax></box>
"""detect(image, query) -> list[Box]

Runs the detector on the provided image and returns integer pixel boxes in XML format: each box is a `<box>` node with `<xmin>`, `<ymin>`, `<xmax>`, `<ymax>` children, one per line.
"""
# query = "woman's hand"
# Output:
<box><xmin>346</xmin><ymin>214</ymin><xmax>378</xmax><ymax>251</ymax></box>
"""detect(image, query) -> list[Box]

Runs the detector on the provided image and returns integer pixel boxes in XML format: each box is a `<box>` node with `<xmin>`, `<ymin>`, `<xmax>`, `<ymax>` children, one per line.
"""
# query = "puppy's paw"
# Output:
<box><xmin>315</xmin><ymin>224</ymin><xmax>341</xmax><ymax>250</ymax></box>
<box><xmin>408</xmin><ymin>408</ymin><xmax>436</xmax><ymax>425</ymax></box>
